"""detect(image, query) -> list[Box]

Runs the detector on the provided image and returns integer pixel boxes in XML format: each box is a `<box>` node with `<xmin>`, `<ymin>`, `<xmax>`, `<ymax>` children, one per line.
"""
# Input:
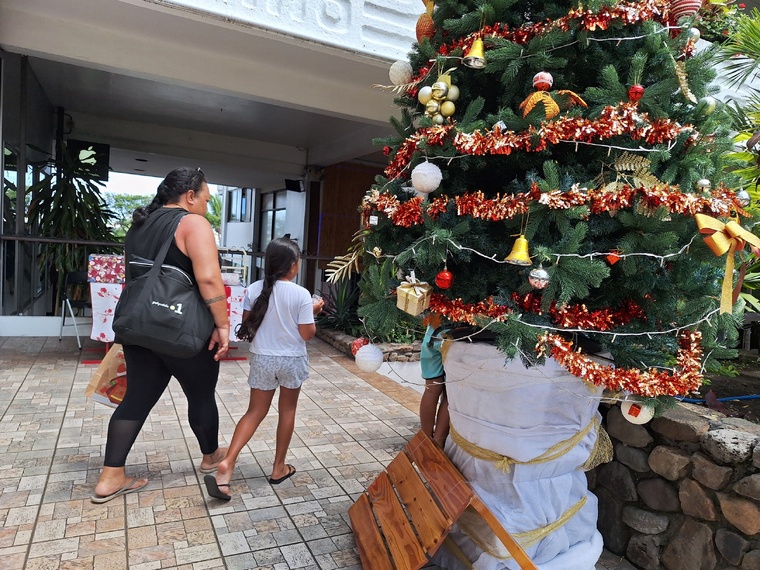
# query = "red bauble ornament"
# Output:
<box><xmin>351</xmin><ymin>337</ymin><xmax>370</xmax><ymax>356</ymax></box>
<box><xmin>532</xmin><ymin>71</ymin><xmax>554</xmax><ymax>91</ymax></box>
<box><xmin>435</xmin><ymin>269</ymin><xmax>454</xmax><ymax>289</ymax></box>
<box><xmin>670</xmin><ymin>0</ymin><xmax>702</xmax><ymax>20</ymax></box>
<box><xmin>383</xmin><ymin>146</ymin><xmax>392</xmax><ymax>156</ymax></box>
<box><xmin>628</xmin><ymin>85</ymin><xmax>645</xmax><ymax>102</ymax></box>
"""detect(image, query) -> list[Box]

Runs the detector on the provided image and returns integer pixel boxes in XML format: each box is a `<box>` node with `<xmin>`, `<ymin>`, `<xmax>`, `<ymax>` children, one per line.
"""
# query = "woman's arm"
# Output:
<box><xmin>176</xmin><ymin>214</ymin><xmax>229</xmax><ymax>359</ymax></box>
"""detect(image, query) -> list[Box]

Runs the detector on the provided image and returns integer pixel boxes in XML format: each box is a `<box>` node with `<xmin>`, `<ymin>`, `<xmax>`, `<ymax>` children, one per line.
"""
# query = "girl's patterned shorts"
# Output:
<box><xmin>247</xmin><ymin>354</ymin><xmax>309</xmax><ymax>390</ymax></box>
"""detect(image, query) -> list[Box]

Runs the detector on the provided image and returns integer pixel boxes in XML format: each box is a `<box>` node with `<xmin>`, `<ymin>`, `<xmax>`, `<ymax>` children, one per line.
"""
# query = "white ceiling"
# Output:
<box><xmin>0</xmin><ymin>0</ymin><xmax>407</xmax><ymax>190</ymax></box>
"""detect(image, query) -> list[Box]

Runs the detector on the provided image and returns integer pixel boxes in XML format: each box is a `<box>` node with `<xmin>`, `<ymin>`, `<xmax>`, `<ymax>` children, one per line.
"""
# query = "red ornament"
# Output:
<box><xmin>670</xmin><ymin>0</ymin><xmax>702</xmax><ymax>20</ymax></box>
<box><xmin>532</xmin><ymin>71</ymin><xmax>554</xmax><ymax>91</ymax></box>
<box><xmin>351</xmin><ymin>337</ymin><xmax>370</xmax><ymax>356</ymax></box>
<box><xmin>383</xmin><ymin>146</ymin><xmax>392</xmax><ymax>156</ymax></box>
<box><xmin>435</xmin><ymin>268</ymin><xmax>454</xmax><ymax>289</ymax></box>
<box><xmin>607</xmin><ymin>251</ymin><xmax>621</xmax><ymax>265</ymax></box>
<box><xmin>628</xmin><ymin>85</ymin><xmax>645</xmax><ymax>102</ymax></box>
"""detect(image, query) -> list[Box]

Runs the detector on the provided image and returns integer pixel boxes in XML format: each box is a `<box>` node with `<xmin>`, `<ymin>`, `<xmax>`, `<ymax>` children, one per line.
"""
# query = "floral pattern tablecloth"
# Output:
<box><xmin>87</xmin><ymin>254</ymin><xmax>245</xmax><ymax>343</ymax></box>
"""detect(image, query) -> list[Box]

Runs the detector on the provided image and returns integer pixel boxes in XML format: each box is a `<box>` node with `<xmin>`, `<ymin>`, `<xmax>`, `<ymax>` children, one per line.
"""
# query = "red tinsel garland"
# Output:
<box><xmin>428</xmin><ymin>293</ymin><xmax>646</xmax><ymax>331</ymax></box>
<box><xmin>407</xmin><ymin>0</ymin><xmax>674</xmax><ymax>87</ymax></box>
<box><xmin>536</xmin><ymin>330</ymin><xmax>704</xmax><ymax>396</ymax></box>
<box><xmin>385</xmin><ymin>104</ymin><xmax>693</xmax><ymax>179</ymax></box>
<box><xmin>361</xmin><ymin>184</ymin><xmax>743</xmax><ymax>228</ymax></box>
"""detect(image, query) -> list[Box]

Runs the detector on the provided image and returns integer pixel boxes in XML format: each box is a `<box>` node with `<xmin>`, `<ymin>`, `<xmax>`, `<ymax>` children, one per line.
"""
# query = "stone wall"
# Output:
<box><xmin>315</xmin><ymin>328</ymin><xmax>422</xmax><ymax>362</ymax></box>
<box><xmin>590</xmin><ymin>402</ymin><xmax>760</xmax><ymax>570</ymax></box>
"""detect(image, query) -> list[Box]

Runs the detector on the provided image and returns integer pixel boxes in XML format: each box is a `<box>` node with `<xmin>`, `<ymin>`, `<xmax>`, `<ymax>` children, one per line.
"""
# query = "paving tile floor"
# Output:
<box><xmin>0</xmin><ymin>335</ymin><xmax>633</xmax><ymax>570</ymax></box>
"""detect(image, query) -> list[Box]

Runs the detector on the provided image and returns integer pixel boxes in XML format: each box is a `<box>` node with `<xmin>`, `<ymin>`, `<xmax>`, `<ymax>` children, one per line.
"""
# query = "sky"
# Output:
<box><xmin>102</xmin><ymin>172</ymin><xmax>217</xmax><ymax>195</ymax></box>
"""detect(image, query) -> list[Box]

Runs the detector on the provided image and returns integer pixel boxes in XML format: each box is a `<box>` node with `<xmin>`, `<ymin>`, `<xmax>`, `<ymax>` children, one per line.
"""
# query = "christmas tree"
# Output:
<box><xmin>341</xmin><ymin>0</ymin><xmax>758</xmax><ymax>405</ymax></box>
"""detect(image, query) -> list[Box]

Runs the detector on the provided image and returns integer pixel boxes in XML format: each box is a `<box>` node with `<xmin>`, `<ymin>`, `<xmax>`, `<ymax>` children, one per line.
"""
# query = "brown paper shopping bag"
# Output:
<box><xmin>85</xmin><ymin>343</ymin><xmax>127</xmax><ymax>408</ymax></box>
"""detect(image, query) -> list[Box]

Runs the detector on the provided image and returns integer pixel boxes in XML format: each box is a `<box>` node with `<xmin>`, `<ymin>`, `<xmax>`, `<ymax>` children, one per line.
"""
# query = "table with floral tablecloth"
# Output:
<box><xmin>87</xmin><ymin>254</ymin><xmax>245</xmax><ymax>344</ymax></box>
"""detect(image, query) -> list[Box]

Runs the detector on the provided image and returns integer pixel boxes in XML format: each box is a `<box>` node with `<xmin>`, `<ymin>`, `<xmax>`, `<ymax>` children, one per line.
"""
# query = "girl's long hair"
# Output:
<box><xmin>235</xmin><ymin>237</ymin><xmax>301</xmax><ymax>342</ymax></box>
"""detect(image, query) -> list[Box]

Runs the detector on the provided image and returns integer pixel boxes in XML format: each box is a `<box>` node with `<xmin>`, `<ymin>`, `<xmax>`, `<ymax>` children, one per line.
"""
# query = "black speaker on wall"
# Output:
<box><xmin>284</xmin><ymin>179</ymin><xmax>303</xmax><ymax>192</ymax></box>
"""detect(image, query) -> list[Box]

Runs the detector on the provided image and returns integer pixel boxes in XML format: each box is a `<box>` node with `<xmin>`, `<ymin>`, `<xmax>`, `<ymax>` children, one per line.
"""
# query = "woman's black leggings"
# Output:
<box><xmin>104</xmin><ymin>344</ymin><xmax>221</xmax><ymax>467</ymax></box>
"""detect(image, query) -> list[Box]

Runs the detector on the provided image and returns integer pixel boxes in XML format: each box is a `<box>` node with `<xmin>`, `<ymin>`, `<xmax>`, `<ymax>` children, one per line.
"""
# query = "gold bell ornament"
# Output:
<box><xmin>419</xmin><ymin>73</ymin><xmax>459</xmax><ymax>124</ymax></box>
<box><xmin>505</xmin><ymin>235</ymin><xmax>532</xmax><ymax>266</ymax></box>
<box><xmin>463</xmin><ymin>37</ymin><xmax>486</xmax><ymax>69</ymax></box>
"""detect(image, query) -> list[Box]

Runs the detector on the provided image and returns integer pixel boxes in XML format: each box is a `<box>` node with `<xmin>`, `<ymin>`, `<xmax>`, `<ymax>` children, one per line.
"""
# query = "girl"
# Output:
<box><xmin>205</xmin><ymin>237</ymin><xmax>323</xmax><ymax>500</ymax></box>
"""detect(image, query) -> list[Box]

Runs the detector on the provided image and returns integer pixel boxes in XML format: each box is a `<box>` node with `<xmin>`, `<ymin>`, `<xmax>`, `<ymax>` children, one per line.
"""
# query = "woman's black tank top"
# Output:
<box><xmin>124</xmin><ymin>207</ymin><xmax>195</xmax><ymax>284</ymax></box>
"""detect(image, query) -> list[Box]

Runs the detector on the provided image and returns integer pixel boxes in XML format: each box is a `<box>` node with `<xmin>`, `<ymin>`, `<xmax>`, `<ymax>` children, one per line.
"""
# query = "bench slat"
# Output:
<box><xmin>404</xmin><ymin>431</ymin><xmax>473</xmax><ymax>521</ymax></box>
<box><xmin>347</xmin><ymin>494</ymin><xmax>395</xmax><ymax>570</ymax></box>
<box><xmin>386</xmin><ymin>451</ymin><xmax>452</xmax><ymax>554</ymax></box>
<box><xmin>367</xmin><ymin>471</ymin><xmax>428</xmax><ymax>569</ymax></box>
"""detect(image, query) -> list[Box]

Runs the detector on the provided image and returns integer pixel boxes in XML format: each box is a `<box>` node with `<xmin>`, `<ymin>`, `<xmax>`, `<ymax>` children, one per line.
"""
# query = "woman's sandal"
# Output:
<box><xmin>203</xmin><ymin>474</ymin><xmax>231</xmax><ymax>501</ymax></box>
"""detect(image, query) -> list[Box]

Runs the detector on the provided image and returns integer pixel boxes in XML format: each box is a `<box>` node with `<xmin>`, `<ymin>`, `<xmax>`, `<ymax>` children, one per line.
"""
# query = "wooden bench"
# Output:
<box><xmin>348</xmin><ymin>430</ymin><xmax>537</xmax><ymax>570</ymax></box>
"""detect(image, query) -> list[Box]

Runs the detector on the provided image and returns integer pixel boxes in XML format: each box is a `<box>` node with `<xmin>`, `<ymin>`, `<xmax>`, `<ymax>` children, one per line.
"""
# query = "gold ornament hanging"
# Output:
<box><xmin>463</xmin><ymin>37</ymin><xmax>486</xmax><ymax>69</ymax></box>
<box><xmin>416</xmin><ymin>1</ymin><xmax>435</xmax><ymax>43</ymax></box>
<box><xmin>673</xmin><ymin>59</ymin><xmax>698</xmax><ymax>104</ymax></box>
<box><xmin>505</xmin><ymin>235</ymin><xmax>532</xmax><ymax>266</ymax></box>
<box><xmin>420</xmin><ymin>72</ymin><xmax>458</xmax><ymax>123</ymax></box>
<box><xmin>519</xmin><ymin>72</ymin><xmax>587</xmax><ymax>119</ymax></box>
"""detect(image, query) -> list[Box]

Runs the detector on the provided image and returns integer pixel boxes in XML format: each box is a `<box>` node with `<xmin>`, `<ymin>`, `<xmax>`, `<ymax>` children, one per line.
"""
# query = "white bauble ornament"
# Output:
<box><xmin>389</xmin><ymin>61</ymin><xmax>413</xmax><ymax>86</ymax></box>
<box><xmin>687</xmin><ymin>27</ymin><xmax>701</xmax><ymax>41</ymax></box>
<box><xmin>696</xmin><ymin>178</ymin><xmax>711</xmax><ymax>192</ymax></box>
<box><xmin>621</xmin><ymin>400</ymin><xmax>655</xmax><ymax>424</ymax></box>
<box><xmin>355</xmin><ymin>344</ymin><xmax>384</xmax><ymax>373</ymax></box>
<box><xmin>737</xmin><ymin>189</ymin><xmax>751</xmax><ymax>207</ymax></box>
<box><xmin>433</xmin><ymin>113</ymin><xmax>445</xmax><ymax>125</ymax></box>
<box><xmin>418</xmin><ymin>86</ymin><xmax>433</xmax><ymax>105</ymax></box>
<box><xmin>411</xmin><ymin>161</ymin><xmax>443</xmax><ymax>194</ymax></box>
<box><xmin>446</xmin><ymin>85</ymin><xmax>460</xmax><ymax>101</ymax></box>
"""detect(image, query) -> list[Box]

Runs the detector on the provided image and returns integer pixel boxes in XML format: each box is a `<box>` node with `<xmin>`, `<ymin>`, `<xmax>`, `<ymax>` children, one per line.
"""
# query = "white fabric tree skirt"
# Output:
<box><xmin>433</xmin><ymin>342</ymin><xmax>605</xmax><ymax>570</ymax></box>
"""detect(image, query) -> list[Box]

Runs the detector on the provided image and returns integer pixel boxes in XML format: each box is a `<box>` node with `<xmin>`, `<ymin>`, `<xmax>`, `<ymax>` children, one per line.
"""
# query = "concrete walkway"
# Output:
<box><xmin>0</xmin><ymin>335</ymin><xmax>633</xmax><ymax>569</ymax></box>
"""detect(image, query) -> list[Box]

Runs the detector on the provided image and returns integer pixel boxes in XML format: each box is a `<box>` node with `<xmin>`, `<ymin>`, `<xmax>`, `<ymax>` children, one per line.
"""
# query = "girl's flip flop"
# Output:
<box><xmin>204</xmin><ymin>474</ymin><xmax>231</xmax><ymax>500</ymax></box>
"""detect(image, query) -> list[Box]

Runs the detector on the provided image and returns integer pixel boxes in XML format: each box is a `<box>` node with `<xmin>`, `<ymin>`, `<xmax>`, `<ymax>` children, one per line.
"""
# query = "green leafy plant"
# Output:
<box><xmin>316</xmin><ymin>275</ymin><xmax>362</xmax><ymax>336</ymax></box>
<box><xmin>699</xmin><ymin>0</ymin><xmax>747</xmax><ymax>44</ymax></box>
<box><xmin>26</xmin><ymin>141</ymin><xmax>117</xmax><ymax>310</ymax></box>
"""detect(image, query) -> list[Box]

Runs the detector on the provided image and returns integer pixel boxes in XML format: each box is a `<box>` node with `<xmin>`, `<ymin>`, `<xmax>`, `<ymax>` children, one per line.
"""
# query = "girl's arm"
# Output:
<box><xmin>298</xmin><ymin>323</ymin><xmax>316</xmax><ymax>341</ymax></box>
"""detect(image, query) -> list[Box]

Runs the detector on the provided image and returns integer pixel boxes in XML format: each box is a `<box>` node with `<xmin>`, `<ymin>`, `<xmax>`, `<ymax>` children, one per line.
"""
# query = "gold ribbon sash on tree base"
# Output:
<box><xmin>695</xmin><ymin>213</ymin><xmax>760</xmax><ymax>314</ymax></box>
<box><xmin>448</xmin><ymin>416</ymin><xmax>609</xmax><ymax>473</ymax></box>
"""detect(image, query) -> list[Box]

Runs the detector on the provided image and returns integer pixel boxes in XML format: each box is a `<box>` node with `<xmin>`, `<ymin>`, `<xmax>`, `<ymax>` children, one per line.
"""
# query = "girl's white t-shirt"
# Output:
<box><xmin>242</xmin><ymin>279</ymin><xmax>314</xmax><ymax>356</ymax></box>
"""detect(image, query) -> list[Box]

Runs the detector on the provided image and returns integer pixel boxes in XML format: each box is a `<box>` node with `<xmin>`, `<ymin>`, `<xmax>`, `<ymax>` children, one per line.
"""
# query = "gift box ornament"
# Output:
<box><xmin>396</xmin><ymin>273</ymin><xmax>432</xmax><ymax>316</ymax></box>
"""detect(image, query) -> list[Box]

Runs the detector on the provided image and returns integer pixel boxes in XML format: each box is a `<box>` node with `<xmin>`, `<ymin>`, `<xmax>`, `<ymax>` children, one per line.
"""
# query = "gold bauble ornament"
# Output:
<box><xmin>431</xmin><ymin>81</ymin><xmax>449</xmax><ymax>100</ymax></box>
<box><xmin>440</xmin><ymin>101</ymin><xmax>456</xmax><ymax>117</ymax></box>
<box><xmin>425</xmin><ymin>100</ymin><xmax>441</xmax><ymax>116</ymax></box>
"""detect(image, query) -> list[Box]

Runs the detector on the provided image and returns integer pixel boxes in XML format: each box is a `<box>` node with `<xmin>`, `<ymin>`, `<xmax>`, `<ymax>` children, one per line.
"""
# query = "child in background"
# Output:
<box><xmin>204</xmin><ymin>237</ymin><xmax>323</xmax><ymax>500</ymax></box>
<box><xmin>419</xmin><ymin>325</ymin><xmax>449</xmax><ymax>447</ymax></box>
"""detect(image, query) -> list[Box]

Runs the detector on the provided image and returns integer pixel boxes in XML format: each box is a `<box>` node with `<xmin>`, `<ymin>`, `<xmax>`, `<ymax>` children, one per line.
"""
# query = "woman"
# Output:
<box><xmin>92</xmin><ymin>167</ymin><xmax>229</xmax><ymax>503</ymax></box>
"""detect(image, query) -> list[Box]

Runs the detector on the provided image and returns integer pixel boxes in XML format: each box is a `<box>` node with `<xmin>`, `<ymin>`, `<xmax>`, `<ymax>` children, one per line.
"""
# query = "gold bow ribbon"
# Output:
<box><xmin>695</xmin><ymin>213</ymin><xmax>760</xmax><ymax>313</ymax></box>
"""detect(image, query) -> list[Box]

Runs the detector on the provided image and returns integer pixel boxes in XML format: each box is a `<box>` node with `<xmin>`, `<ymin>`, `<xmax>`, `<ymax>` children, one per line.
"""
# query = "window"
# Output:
<box><xmin>226</xmin><ymin>187</ymin><xmax>252</xmax><ymax>222</ymax></box>
<box><xmin>259</xmin><ymin>190</ymin><xmax>287</xmax><ymax>251</ymax></box>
